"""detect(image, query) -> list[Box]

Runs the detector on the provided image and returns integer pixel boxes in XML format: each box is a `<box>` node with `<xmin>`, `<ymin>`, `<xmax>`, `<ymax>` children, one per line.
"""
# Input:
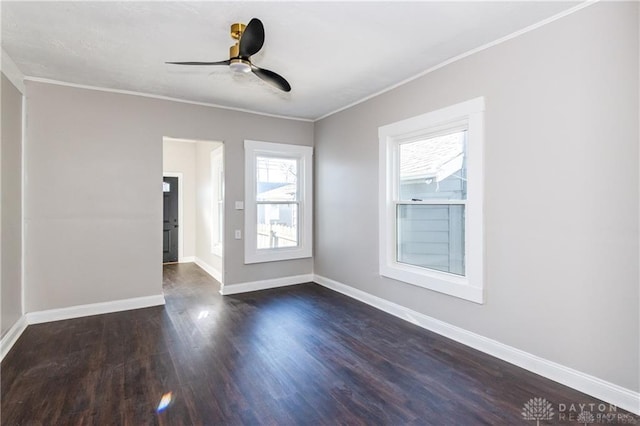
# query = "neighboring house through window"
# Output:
<box><xmin>378</xmin><ymin>97</ymin><xmax>485</xmax><ymax>303</ymax></box>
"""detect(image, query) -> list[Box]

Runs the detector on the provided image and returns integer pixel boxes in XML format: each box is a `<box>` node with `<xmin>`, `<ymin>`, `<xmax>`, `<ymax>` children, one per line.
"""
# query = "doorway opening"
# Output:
<box><xmin>162</xmin><ymin>137</ymin><xmax>224</xmax><ymax>285</ymax></box>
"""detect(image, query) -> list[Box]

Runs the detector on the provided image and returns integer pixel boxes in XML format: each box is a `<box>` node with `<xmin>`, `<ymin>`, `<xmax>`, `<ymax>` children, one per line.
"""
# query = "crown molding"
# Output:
<box><xmin>23</xmin><ymin>76</ymin><xmax>313</xmax><ymax>122</ymax></box>
<box><xmin>314</xmin><ymin>0</ymin><xmax>599</xmax><ymax>122</ymax></box>
<box><xmin>1</xmin><ymin>49</ymin><xmax>25</xmax><ymax>93</ymax></box>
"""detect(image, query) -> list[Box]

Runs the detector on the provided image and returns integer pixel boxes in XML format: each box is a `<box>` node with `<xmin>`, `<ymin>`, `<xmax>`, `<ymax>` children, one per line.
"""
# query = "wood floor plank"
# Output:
<box><xmin>1</xmin><ymin>263</ymin><xmax>636</xmax><ymax>425</ymax></box>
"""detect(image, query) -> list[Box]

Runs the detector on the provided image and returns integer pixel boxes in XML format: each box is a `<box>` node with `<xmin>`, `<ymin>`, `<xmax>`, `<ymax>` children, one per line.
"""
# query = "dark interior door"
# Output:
<box><xmin>163</xmin><ymin>176</ymin><xmax>179</xmax><ymax>263</ymax></box>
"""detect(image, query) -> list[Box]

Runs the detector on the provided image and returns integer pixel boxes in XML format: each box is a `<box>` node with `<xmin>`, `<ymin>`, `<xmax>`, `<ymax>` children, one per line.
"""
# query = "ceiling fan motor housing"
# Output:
<box><xmin>229</xmin><ymin>43</ymin><xmax>251</xmax><ymax>73</ymax></box>
<box><xmin>229</xmin><ymin>23</ymin><xmax>252</xmax><ymax>73</ymax></box>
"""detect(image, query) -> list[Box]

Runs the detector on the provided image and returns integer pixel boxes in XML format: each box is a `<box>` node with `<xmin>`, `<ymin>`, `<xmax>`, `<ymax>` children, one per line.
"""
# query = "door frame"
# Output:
<box><xmin>163</xmin><ymin>172</ymin><xmax>183</xmax><ymax>262</ymax></box>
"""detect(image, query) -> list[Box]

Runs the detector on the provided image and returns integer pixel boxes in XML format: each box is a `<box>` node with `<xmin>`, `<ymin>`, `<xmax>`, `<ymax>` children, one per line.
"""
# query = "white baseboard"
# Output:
<box><xmin>313</xmin><ymin>274</ymin><xmax>640</xmax><ymax>415</ymax></box>
<box><xmin>221</xmin><ymin>274</ymin><xmax>314</xmax><ymax>296</ymax></box>
<box><xmin>1</xmin><ymin>294</ymin><xmax>165</xmax><ymax>360</ymax></box>
<box><xmin>194</xmin><ymin>257</ymin><xmax>223</xmax><ymax>284</ymax></box>
<box><xmin>0</xmin><ymin>315</ymin><xmax>28</xmax><ymax>361</ymax></box>
<box><xmin>26</xmin><ymin>294</ymin><xmax>166</xmax><ymax>325</ymax></box>
<box><xmin>179</xmin><ymin>256</ymin><xmax>195</xmax><ymax>263</ymax></box>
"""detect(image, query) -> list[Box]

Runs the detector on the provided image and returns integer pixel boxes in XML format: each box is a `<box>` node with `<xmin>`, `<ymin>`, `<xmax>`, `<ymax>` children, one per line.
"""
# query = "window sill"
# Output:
<box><xmin>380</xmin><ymin>262</ymin><xmax>484</xmax><ymax>304</ymax></box>
<box><xmin>245</xmin><ymin>246</ymin><xmax>312</xmax><ymax>264</ymax></box>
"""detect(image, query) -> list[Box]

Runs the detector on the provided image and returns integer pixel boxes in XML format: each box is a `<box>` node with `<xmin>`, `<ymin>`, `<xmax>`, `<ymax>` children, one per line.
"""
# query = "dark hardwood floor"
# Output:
<box><xmin>1</xmin><ymin>263</ymin><xmax>635</xmax><ymax>425</ymax></box>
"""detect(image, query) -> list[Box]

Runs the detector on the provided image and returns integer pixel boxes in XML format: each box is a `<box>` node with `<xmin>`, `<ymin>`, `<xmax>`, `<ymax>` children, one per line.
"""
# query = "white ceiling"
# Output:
<box><xmin>2</xmin><ymin>1</ymin><xmax>581</xmax><ymax>121</ymax></box>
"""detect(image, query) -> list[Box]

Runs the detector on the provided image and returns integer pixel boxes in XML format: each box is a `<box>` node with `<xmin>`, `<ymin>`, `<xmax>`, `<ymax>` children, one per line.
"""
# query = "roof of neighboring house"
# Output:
<box><xmin>257</xmin><ymin>183</ymin><xmax>297</xmax><ymax>201</ymax></box>
<box><xmin>400</xmin><ymin>132</ymin><xmax>465</xmax><ymax>182</ymax></box>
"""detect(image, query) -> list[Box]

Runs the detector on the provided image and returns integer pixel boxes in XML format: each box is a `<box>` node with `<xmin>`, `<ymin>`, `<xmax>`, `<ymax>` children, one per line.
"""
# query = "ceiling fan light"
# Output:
<box><xmin>230</xmin><ymin>60</ymin><xmax>251</xmax><ymax>73</ymax></box>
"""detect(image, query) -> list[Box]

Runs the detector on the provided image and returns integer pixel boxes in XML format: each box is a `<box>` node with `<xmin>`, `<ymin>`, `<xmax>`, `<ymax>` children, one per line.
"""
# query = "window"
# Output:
<box><xmin>244</xmin><ymin>140</ymin><xmax>313</xmax><ymax>264</ymax></box>
<box><xmin>211</xmin><ymin>146</ymin><xmax>224</xmax><ymax>256</ymax></box>
<box><xmin>379</xmin><ymin>97</ymin><xmax>485</xmax><ymax>303</ymax></box>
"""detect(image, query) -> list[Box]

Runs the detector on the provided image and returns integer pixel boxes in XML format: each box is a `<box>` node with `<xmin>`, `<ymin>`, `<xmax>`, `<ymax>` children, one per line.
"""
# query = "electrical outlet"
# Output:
<box><xmin>234</xmin><ymin>230</ymin><xmax>242</xmax><ymax>239</ymax></box>
<box><xmin>235</xmin><ymin>201</ymin><xmax>244</xmax><ymax>210</ymax></box>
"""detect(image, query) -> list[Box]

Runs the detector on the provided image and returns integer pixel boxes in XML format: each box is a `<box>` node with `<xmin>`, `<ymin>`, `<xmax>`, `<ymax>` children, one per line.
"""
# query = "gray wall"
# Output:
<box><xmin>314</xmin><ymin>2</ymin><xmax>639</xmax><ymax>392</ymax></box>
<box><xmin>24</xmin><ymin>81</ymin><xmax>313</xmax><ymax>312</ymax></box>
<box><xmin>1</xmin><ymin>73</ymin><xmax>23</xmax><ymax>336</ymax></box>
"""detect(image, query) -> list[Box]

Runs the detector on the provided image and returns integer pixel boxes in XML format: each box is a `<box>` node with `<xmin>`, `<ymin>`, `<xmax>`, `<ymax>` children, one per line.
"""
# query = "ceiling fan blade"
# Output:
<box><xmin>239</xmin><ymin>18</ymin><xmax>265</xmax><ymax>57</ymax></box>
<box><xmin>251</xmin><ymin>65</ymin><xmax>291</xmax><ymax>92</ymax></box>
<box><xmin>166</xmin><ymin>60</ymin><xmax>230</xmax><ymax>66</ymax></box>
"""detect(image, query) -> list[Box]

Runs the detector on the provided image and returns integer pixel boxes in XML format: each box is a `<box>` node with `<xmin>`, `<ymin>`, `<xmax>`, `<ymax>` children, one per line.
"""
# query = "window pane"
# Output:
<box><xmin>256</xmin><ymin>156</ymin><xmax>298</xmax><ymax>201</ymax></box>
<box><xmin>399</xmin><ymin>131</ymin><xmax>466</xmax><ymax>201</ymax></box>
<box><xmin>397</xmin><ymin>204</ymin><xmax>465</xmax><ymax>275</ymax></box>
<box><xmin>257</xmin><ymin>203</ymin><xmax>298</xmax><ymax>249</ymax></box>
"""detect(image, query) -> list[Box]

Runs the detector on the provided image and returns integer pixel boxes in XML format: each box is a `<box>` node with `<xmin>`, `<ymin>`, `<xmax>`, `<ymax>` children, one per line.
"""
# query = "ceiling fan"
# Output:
<box><xmin>167</xmin><ymin>18</ymin><xmax>291</xmax><ymax>92</ymax></box>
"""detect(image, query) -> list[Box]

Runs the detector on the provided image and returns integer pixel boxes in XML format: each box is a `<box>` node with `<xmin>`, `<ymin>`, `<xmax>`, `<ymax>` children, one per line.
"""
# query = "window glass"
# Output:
<box><xmin>399</xmin><ymin>131</ymin><xmax>466</xmax><ymax>201</ymax></box>
<box><xmin>256</xmin><ymin>157</ymin><xmax>298</xmax><ymax>201</ymax></box>
<box><xmin>257</xmin><ymin>203</ymin><xmax>299</xmax><ymax>249</ymax></box>
<box><xmin>397</xmin><ymin>204</ymin><xmax>465</xmax><ymax>275</ymax></box>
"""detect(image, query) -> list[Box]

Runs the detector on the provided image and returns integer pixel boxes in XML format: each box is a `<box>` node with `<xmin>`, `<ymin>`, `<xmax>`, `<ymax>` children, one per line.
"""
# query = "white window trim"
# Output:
<box><xmin>244</xmin><ymin>140</ymin><xmax>313</xmax><ymax>264</ymax></box>
<box><xmin>378</xmin><ymin>97</ymin><xmax>485</xmax><ymax>304</ymax></box>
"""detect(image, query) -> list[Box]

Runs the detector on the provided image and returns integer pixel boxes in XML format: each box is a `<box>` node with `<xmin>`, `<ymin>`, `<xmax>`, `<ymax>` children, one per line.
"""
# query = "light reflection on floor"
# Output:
<box><xmin>156</xmin><ymin>391</ymin><xmax>173</xmax><ymax>413</ymax></box>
